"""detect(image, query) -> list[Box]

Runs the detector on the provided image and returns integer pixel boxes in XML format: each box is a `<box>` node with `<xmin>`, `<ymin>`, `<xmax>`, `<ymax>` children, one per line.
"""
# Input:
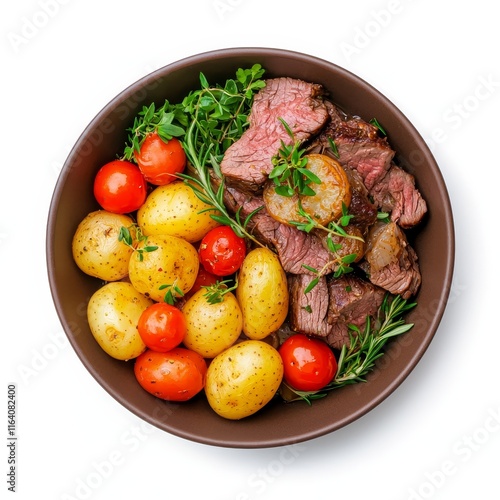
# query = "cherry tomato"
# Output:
<box><xmin>137</xmin><ymin>302</ymin><xmax>186</xmax><ymax>352</ymax></box>
<box><xmin>278</xmin><ymin>334</ymin><xmax>337</xmax><ymax>392</ymax></box>
<box><xmin>134</xmin><ymin>347</ymin><xmax>207</xmax><ymax>402</ymax></box>
<box><xmin>185</xmin><ymin>267</ymin><xmax>219</xmax><ymax>298</ymax></box>
<box><xmin>198</xmin><ymin>226</ymin><xmax>247</xmax><ymax>276</ymax></box>
<box><xmin>93</xmin><ymin>159</ymin><xmax>147</xmax><ymax>214</ymax></box>
<box><xmin>134</xmin><ymin>133</ymin><xmax>186</xmax><ymax>186</ymax></box>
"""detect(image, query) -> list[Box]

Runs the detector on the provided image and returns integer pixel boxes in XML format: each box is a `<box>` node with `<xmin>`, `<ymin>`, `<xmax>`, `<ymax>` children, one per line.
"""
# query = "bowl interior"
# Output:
<box><xmin>46</xmin><ymin>48</ymin><xmax>454</xmax><ymax>448</ymax></box>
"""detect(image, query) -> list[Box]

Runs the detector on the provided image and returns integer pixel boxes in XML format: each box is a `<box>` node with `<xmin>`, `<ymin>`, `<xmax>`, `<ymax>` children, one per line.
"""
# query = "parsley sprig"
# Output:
<box><xmin>269</xmin><ymin>118</ymin><xmax>320</xmax><ymax>197</ymax></box>
<box><xmin>122</xmin><ymin>66</ymin><xmax>266</xmax><ymax>247</ymax></box>
<box><xmin>177</xmin><ymin>65</ymin><xmax>267</xmax><ymax>246</ymax></box>
<box><xmin>281</xmin><ymin>294</ymin><xmax>416</xmax><ymax>404</ymax></box>
<box><xmin>123</xmin><ymin>101</ymin><xmax>186</xmax><ymax>160</ymax></box>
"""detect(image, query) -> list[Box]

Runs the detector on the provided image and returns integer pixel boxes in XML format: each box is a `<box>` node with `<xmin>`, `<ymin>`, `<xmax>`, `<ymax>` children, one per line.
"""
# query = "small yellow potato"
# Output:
<box><xmin>137</xmin><ymin>180</ymin><xmax>221</xmax><ymax>243</ymax></box>
<box><xmin>87</xmin><ymin>281</ymin><xmax>153</xmax><ymax>360</ymax></box>
<box><xmin>264</xmin><ymin>153</ymin><xmax>351</xmax><ymax>226</ymax></box>
<box><xmin>182</xmin><ymin>289</ymin><xmax>242</xmax><ymax>358</ymax></box>
<box><xmin>205</xmin><ymin>340</ymin><xmax>284</xmax><ymax>420</ymax></box>
<box><xmin>236</xmin><ymin>247</ymin><xmax>289</xmax><ymax>340</ymax></box>
<box><xmin>72</xmin><ymin>210</ymin><xmax>135</xmax><ymax>281</ymax></box>
<box><xmin>128</xmin><ymin>234</ymin><xmax>199</xmax><ymax>302</ymax></box>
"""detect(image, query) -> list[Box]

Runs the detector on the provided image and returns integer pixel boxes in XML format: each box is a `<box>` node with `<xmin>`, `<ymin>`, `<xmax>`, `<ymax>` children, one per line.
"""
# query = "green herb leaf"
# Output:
<box><xmin>328</xmin><ymin>137</ymin><xmax>340</xmax><ymax>158</ymax></box>
<box><xmin>174</xmin><ymin>66</ymin><xmax>266</xmax><ymax>247</ymax></box>
<box><xmin>369</xmin><ymin>117</ymin><xmax>387</xmax><ymax>136</ymax></box>
<box><xmin>283</xmin><ymin>294</ymin><xmax>417</xmax><ymax>403</ymax></box>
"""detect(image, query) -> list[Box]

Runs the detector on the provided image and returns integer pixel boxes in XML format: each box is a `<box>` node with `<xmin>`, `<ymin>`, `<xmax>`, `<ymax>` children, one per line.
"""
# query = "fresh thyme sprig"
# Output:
<box><xmin>181</xmin><ymin>65</ymin><xmax>266</xmax><ymax>163</ymax></box>
<box><xmin>177</xmin><ymin>162</ymin><xmax>264</xmax><ymax>247</ymax></box>
<box><xmin>302</xmin><ymin>248</ymin><xmax>358</xmax><ymax>293</ymax></box>
<box><xmin>202</xmin><ymin>278</ymin><xmax>238</xmax><ymax>305</ymax></box>
<box><xmin>176</xmin><ymin>65</ymin><xmax>267</xmax><ymax>246</ymax></box>
<box><xmin>289</xmin><ymin>201</ymin><xmax>363</xmax><ymax>285</ymax></box>
<box><xmin>290</xmin><ymin>201</ymin><xmax>362</xmax><ymax>242</ymax></box>
<box><xmin>118</xmin><ymin>225</ymin><xmax>158</xmax><ymax>261</ymax></box>
<box><xmin>159</xmin><ymin>283</ymin><xmax>184</xmax><ymax>305</ymax></box>
<box><xmin>282</xmin><ymin>294</ymin><xmax>417</xmax><ymax>404</ymax></box>
<box><xmin>268</xmin><ymin>118</ymin><xmax>320</xmax><ymax>197</ymax></box>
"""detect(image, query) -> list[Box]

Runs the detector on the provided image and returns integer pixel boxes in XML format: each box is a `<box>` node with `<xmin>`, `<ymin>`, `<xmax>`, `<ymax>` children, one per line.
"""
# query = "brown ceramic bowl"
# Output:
<box><xmin>46</xmin><ymin>48</ymin><xmax>454</xmax><ymax>448</ymax></box>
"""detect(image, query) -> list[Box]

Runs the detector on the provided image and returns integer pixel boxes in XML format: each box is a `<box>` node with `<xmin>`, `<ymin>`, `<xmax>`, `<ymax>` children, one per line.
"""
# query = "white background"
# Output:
<box><xmin>2</xmin><ymin>1</ymin><xmax>499</xmax><ymax>499</ymax></box>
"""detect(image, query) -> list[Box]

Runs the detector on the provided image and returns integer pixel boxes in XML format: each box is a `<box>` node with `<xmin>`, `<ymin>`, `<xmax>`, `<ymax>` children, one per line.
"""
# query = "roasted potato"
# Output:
<box><xmin>87</xmin><ymin>281</ymin><xmax>153</xmax><ymax>360</ymax></box>
<box><xmin>263</xmin><ymin>153</ymin><xmax>351</xmax><ymax>226</ymax></box>
<box><xmin>128</xmin><ymin>234</ymin><xmax>199</xmax><ymax>302</ymax></box>
<box><xmin>182</xmin><ymin>288</ymin><xmax>243</xmax><ymax>358</ymax></box>
<box><xmin>236</xmin><ymin>247</ymin><xmax>289</xmax><ymax>340</ymax></box>
<box><xmin>72</xmin><ymin>210</ymin><xmax>135</xmax><ymax>281</ymax></box>
<box><xmin>205</xmin><ymin>340</ymin><xmax>284</xmax><ymax>420</ymax></box>
<box><xmin>137</xmin><ymin>180</ymin><xmax>220</xmax><ymax>243</ymax></box>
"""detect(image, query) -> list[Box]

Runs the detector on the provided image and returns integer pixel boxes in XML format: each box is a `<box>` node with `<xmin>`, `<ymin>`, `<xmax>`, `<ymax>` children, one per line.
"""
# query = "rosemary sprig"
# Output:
<box><xmin>328</xmin><ymin>137</ymin><xmax>340</xmax><ymax>159</ymax></box>
<box><xmin>282</xmin><ymin>294</ymin><xmax>416</xmax><ymax>404</ymax></box>
<box><xmin>176</xmin><ymin>65</ymin><xmax>267</xmax><ymax>246</ymax></box>
<box><xmin>333</xmin><ymin>294</ymin><xmax>416</xmax><ymax>386</ymax></box>
<box><xmin>369</xmin><ymin>117</ymin><xmax>387</xmax><ymax>136</ymax></box>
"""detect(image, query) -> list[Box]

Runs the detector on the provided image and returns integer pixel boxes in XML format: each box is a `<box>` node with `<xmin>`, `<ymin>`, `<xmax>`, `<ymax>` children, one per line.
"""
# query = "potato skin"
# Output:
<box><xmin>137</xmin><ymin>181</ymin><xmax>220</xmax><ymax>243</ymax></box>
<box><xmin>72</xmin><ymin>210</ymin><xmax>135</xmax><ymax>281</ymax></box>
<box><xmin>205</xmin><ymin>340</ymin><xmax>284</xmax><ymax>420</ymax></box>
<box><xmin>182</xmin><ymin>289</ymin><xmax>242</xmax><ymax>358</ymax></box>
<box><xmin>87</xmin><ymin>282</ymin><xmax>153</xmax><ymax>360</ymax></box>
<box><xmin>128</xmin><ymin>234</ymin><xmax>199</xmax><ymax>302</ymax></box>
<box><xmin>236</xmin><ymin>247</ymin><xmax>289</xmax><ymax>340</ymax></box>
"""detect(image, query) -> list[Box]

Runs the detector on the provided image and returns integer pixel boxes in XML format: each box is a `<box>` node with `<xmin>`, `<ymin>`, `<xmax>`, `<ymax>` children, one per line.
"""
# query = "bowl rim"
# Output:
<box><xmin>46</xmin><ymin>47</ymin><xmax>455</xmax><ymax>448</ymax></box>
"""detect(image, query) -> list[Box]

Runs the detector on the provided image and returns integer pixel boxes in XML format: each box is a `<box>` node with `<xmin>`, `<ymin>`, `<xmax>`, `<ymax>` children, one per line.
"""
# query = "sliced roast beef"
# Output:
<box><xmin>288</xmin><ymin>273</ymin><xmax>385</xmax><ymax>350</ymax></box>
<box><xmin>370</xmin><ymin>164</ymin><xmax>427</xmax><ymax>228</ymax></box>
<box><xmin>224</xmin><ymin>185</ymin><xmax>339</xmax><ymax>275</ymax></box>
<box><xmin>220</xmin><ymin>78</ymin><xmax>329</xmax><ymax>192</ymax></box>
<box><xmin>312</xmin><ymin>102</ymin><xmax>427</xmax><ymax>229</ymax></box>
<box><xmin>342</xmin><ymin>166</ymin><xmax>379</xmax><ymax>230</ymax></box>
<box><xmin>317</xmin><ymin>102</ymin><xmax>395</xmax><ymax>190</ymax></box>
<box><xmin>360</xmin><ymin>221</ymin><xmax>421</xmax><ymax>299</ymax></box>
<box><xmin>314</xmin><ymin>225</ymin><xmax>366</xmax><ymax>265</ymax></box>
<box><xmin>326</xmin><ymin>274</ymin><xmax>385</xmax><ymax>349</ymax></box>
<box><xmin>288</xmin><ymin>274</ymin><xmax>331</xmax><ymax>337</ymax></box>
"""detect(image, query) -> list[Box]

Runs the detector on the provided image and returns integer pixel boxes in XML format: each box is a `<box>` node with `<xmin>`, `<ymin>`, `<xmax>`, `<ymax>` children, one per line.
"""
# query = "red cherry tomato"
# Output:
<box><xmin>134</xmin><ymin>133</ymin><xmax>186</xmax><ymax>186</ymax></box>
<box><xmin>198</xmin><ymin>226</ymin><xmax>247</xmax><ymax>276</ymax></box>
<box><xmin>93</xmin><ymin>159</ymin><xmax>147</xmax><ymax>213</ymax></box>
<box><xmin>134</xmin><ymin>348</ymin><xmax>207</xmax><ymax>402</ymax></box>
<box><xmin>137</xmin><ymin>302</ymin><xmax>186</xmax><ymax>352</ymax></box>
<box><xmin>278</xmin><ymin>334</ymin><xmax>337</xmax><ymax>392</ymax></box>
